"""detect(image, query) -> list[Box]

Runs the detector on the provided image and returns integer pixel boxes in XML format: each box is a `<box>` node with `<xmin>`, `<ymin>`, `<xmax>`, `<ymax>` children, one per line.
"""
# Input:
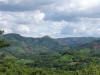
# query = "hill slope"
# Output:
<box><xmin>58</xmin><ymin>37</ymin><xmax>99</xmax><ymax>47</ymax></box>
<box><xmin>1</xmin><ymin>33</ymin><xmax>99</xmax><ymax>59</ymax></box>
<box><xmin>1</xmin><ymin>33</ymin><xmax>67</xmax><ymax>59</ymax></box>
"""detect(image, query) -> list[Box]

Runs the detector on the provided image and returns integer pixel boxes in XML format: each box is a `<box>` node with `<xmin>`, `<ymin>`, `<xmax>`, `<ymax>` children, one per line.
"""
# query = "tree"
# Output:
<box><xmin>0</xmin><ymin>30</ymin><xmax>10</xmax><ymax>48</ymax></box>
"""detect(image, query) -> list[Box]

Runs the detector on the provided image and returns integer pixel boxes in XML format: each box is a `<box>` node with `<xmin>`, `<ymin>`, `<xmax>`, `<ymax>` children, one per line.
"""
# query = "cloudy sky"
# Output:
<box><xmin>0</xmin><ymin>0</ymin><xmax>100</xmax><ymax>38</ymax></box>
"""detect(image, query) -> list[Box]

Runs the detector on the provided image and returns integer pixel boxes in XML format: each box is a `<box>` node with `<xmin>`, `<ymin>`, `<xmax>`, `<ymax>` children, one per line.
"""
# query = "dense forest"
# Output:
<box><xmin>0</xmin><ymin>33</ymin><xmax>100</xmax><ymax>75</ymax></box>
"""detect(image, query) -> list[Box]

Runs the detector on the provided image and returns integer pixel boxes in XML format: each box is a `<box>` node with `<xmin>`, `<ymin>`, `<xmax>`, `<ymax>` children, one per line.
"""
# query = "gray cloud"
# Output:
<box><xmin>0</xmin><ymin>0</ymin><xmax>100</xmax><ymax>21</ymax></box>
<box><xmin>0</xmin><ymin>0</ymin><xmax>100</xmax><ymax>37</ymax></box>
<box><xmin>0</xmin><ymin>0</ymin><xmax>54</xmax><ymax>11</ymax></box>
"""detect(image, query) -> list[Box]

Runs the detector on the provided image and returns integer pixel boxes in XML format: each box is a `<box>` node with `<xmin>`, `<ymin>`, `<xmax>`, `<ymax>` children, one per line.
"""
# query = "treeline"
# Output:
<box><xmin>0</xmin><ymin>59</ymin><xmax>100</xmax><ymax>75</ymax></box>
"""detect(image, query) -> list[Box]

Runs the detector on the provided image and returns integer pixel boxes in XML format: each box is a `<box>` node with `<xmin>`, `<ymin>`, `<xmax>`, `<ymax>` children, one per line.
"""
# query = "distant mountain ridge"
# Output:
<box><xmin>58</xmin><ymin>37</ymin><xmax>99</xmax><ymax>47</ymax></box>
<box><xmin>1</xmin><ymin>33</ymin><xmax>67</xmax><ymax>58</ymax></box>
<box><xmin>0</xmin><ymin>33</ymin><xmax>99</xmax><ymax>59</ymax></box>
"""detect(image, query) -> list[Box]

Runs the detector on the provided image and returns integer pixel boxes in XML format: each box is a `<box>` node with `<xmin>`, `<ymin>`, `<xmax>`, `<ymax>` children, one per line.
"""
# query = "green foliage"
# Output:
<box><xmin>2</xmin><ymin>33</ymin><xmax>67</xmax><ymax>59</ymax></box>
<box><xmin>56</xmin><ymin>54</ymin><xmax>73</xmax><ymax>62</ymax></box>
<box><xmin>58</xmin><ymin>37</ymin><xmax>99</xmax><ymax>47</ymax></box>
<box><xmin>0</xmin><ymin>31</ymin><xmax>10</xmax><ymax>49</ymax></box>
<box><xmin>0</xmin><ymin>59</ymin><xmax>100</xmax><ymax>75</ymax></box>
<box><xmin>0</xmin><ymin>33</ymin><xmax>100</xmax><ymax>75</ymax></box>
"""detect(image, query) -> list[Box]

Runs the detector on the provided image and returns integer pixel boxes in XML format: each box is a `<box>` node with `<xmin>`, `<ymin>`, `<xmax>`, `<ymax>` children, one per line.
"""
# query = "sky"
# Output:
<box><xmin>0</xmin><ymin>0</ymin><xmax>100</xmax><ymax>38</ymax></box>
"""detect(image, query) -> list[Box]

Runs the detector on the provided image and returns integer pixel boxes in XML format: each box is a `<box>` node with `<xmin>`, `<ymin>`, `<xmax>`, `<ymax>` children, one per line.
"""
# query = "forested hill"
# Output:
<box><xmin>1</xmin><ymin>33</ymin><xmax>68</xmax><ymax>58</ymax></box>
<box><xmin>4</xmin><ymin>33</ymin><xmax>99</xmax><ymax>47</ymax></box>
<box><xmin>3</xmin><ymin>33</ymin><xmax>100</xmax><ymax>50</ymax></box>
<box><xmin>58</xmin><ymin>37</ymin><xmax>99</xmax><ymax>47</ymax></box>
<box><xmin>1</xmin><ymin>33</ymin><xmax>99</xmax><ymax>57</ymax></box>
<box><xmin>0</xmin><ymin>33</ymin><xmax>100</xmax><ymax>75</ymax></box>
<box><xmin>77</xmin><ymin>39</ymin><xmax>100</xmax><ymax>50</ymax></box>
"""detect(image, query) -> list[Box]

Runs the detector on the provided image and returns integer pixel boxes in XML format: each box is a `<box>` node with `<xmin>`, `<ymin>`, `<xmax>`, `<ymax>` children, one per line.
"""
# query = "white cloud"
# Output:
<box><xmin>0</xmin><ymin>11</ymin><xmax>67</xmax><ymax>37</ymax></box>
<box><xmin>78</xmin><ymin>0</ymin><xmax>100</xmax><ymax>10</ymax></box>
<box><xmin>33</xmin><ymin>11</ymin><xmax>45</xmax><ymax>22</ymax></box>
<box><xmin>17</xmin><ymin>25</ymin><xmax>30</xmax><ymax>33</ymax></box>
<box><xmin>0</xmin><ymin>10</ymin><xmax>100</xmax><ymax>37</ymax></box>
<box><xmin>0</xmin><ymin>0</ymin><xmax>100</xmax><ymax>37</ymax></box>
<box><xmin>55</xmin><ymin>0</ymin><xmax>100</xmax><ymax>12</ymax></box>
<box><xmin>3</xmin><ymin>28</ymin><xmax>12</xmax><ymax>33</ymax></box>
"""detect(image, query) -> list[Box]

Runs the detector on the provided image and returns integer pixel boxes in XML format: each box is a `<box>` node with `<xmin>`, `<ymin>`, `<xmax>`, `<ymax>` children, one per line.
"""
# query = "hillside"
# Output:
<box><xmin>58</xmin><ymin>37</ymin><xmax>99</xmax><ymax>47</ymax></box>
<box><xmin>0</xmin><ymin>33</ymin><xmax>100</xmax><ymax>75</ymax></box>
<box><xmin>1</xmin><ymin>33</ymin><xmax>67</xmax><ymax>59</ymax></box>
<box><xmin>0</xmin><ymin>33</ymin><xmax>99</xmax><ymax>59</ymax></box>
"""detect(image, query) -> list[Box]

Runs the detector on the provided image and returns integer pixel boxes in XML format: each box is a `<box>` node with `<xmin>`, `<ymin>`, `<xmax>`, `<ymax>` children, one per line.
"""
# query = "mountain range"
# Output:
<box><xmin>0</xmin><ymin>33</ymin><xmax>100</xmax><ymax>59</ymax></box>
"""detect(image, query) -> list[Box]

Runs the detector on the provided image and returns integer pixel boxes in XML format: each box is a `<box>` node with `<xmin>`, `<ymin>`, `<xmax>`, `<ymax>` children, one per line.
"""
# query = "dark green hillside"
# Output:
<box><xmin>75</xmin><ymin>39</ymin><xmax>100</xmax><ymax>57</ymax></box>
<box><xmin>1</xmin><ymin>33</ymin><xmax>99</xmax><ymax>59</ymax></box>
<box><xmin>1</xmin><ymin>33</ymin><xmax>67</xmax><ymax>59</ymax></box>
<box><xmin>79</xmin><ymin>39</ymin><xmax>100</xmax><ymax>48</ymax></box>
<box><xmin>58</xmin><ymin>37</ymin><xmax>99</xmax><ymax>47</ymax></box>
